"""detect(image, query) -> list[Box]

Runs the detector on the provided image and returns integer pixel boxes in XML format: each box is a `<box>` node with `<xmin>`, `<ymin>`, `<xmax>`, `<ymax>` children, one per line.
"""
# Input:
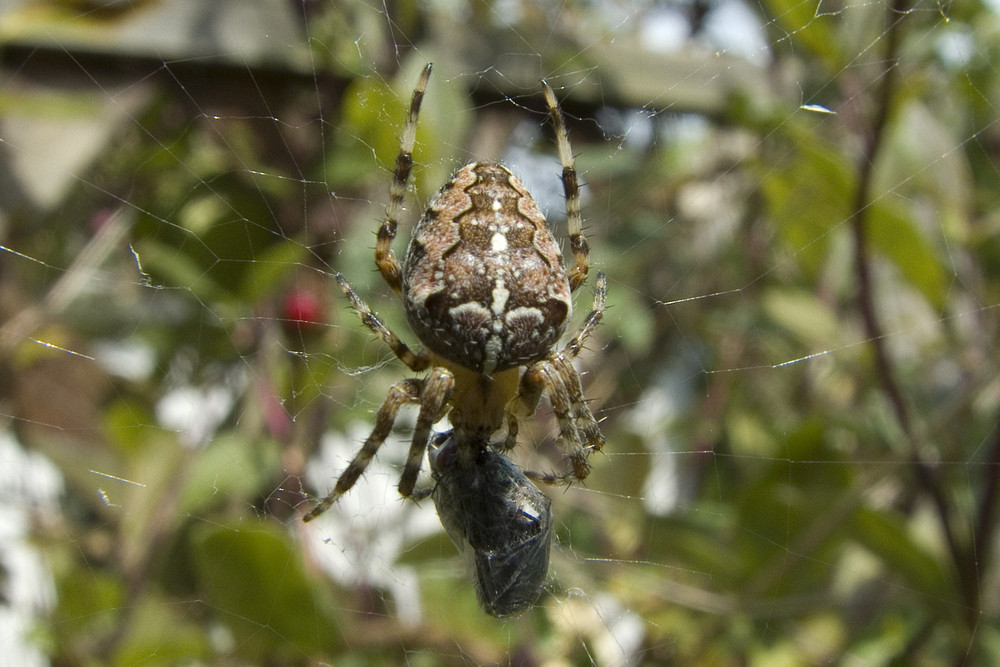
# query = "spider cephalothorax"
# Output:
<box><xmin>304</xmin><ymin>63</ymin><xmax>605</xmax><ymax>527</ymax></box>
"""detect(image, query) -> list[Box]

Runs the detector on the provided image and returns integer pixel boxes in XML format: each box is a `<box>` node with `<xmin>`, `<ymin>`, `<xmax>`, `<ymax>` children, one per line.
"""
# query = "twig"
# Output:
<box><xmin>847</xmin><ymin>0</ymin><xmax>973</xmax><ymax>616</ymax></box>
<box><xmin>973</xmin><ymin>422</ymin><xmax>1000</xmax><ymax>595</ymax></box>
<box><xmin>0</xmin><ymin>209</ymin><xmax>132</xmax><ymax>356</ymax></box>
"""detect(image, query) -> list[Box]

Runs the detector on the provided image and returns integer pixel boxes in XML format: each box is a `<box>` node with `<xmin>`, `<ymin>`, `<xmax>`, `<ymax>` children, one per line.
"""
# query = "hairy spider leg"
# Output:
<box><xmin>304</xmin><ymin>272</ymin><xmax>448</xmax><ymax>521</ymax></box>
<box><xmin>399</xmin><ymin>367</ymin><xmax>454</xmax><ymax>497</ymax></box>
<box><xmin>541</xmin><ymin>79</ymin><xmax>589</xmax><ymax>293</ymax></box>
<box><xmin>333</xmin><ymin>272</ymin><xmax>430</xmax><ymax>371</ymax></box>
<box><xmin>504</xmin><ymin>271</ymin><xmax>607</xmax><ymax>483</ymax></box>
<box><xmin>303</xmin><ymin>368</ymin><xmax>453</xmax><ymax>522</ymax></box>
<box><xmin>377</xmin><ymin>63</ymin><xmax>433</xmax><ymax>295</ymax></box>
<box><xmin>303</xmin><ymin>378</ymin><xmax>421</xmax><ymax>522</ymax></box>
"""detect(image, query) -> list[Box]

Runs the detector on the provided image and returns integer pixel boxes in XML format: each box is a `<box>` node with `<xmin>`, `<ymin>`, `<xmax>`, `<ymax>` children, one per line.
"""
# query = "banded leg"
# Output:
<box><xmin>400</xmin><ymin>367</ymin><xmax>454</xmax><ymax>500</ymax></box>
<box><xmin>304</xmin><ymin>378</ymin><xmax>424</xmax><ymax>521</ymax></box>
<box><xmin>505</xmin><ymin>271</ymin><xmax>606</xmax><ymax>448</ymax></box>
<box><xmin>376</xmin><ymin>63</ymin><xmax>433</xmax><ymax>294</ymax></box>
<box><xmin>542</xmin><ymin>79</ymin><xmax>589</xmax><ymax>293</ymax></box>
<box><xmin>504</xmin><ymin>368</ymin><xmax>544</xmax><ymax>452</ymax></box>
<box><xmin>334</xmin><ymin>272</ymin><xmax>430</xmax><ymax>372</ymax></box>
<box><xmin>562</xmin><ymin>271</ymin><xmax>606</xmax><ymax>359</ymax></box>
<box><xmin>304</xmin><ymin>367</ymin><xmax>454</xmax><ymax>520</ymax></box>
<box><xmin>520</xmin><ymin>355</ymin><xmax>604</xmax><ymax>485</ymax></box>
<box><xmin>505</xmin><ymin>272</ymin><xmax>607</xmax><ymax>478</ymax></box>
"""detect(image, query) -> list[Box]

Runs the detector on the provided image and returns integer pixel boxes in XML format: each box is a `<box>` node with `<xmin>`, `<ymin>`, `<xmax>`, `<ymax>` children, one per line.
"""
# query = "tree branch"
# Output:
<box><xmin>973</xmin><ymin>422</ymin><xmax>1000</xmax><ymax>589</ymax></box>
<box><xmin>847</xmin><ymin>0</ymin><xmax>974</xmax><ymax>618</ymax></box>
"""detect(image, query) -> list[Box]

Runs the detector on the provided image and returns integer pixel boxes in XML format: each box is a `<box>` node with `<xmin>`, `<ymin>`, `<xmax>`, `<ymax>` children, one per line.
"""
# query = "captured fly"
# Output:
<box><xmin>428</xmin><ymin>431</ymin><xmax>553</xmax><ymax>617</ymax></box>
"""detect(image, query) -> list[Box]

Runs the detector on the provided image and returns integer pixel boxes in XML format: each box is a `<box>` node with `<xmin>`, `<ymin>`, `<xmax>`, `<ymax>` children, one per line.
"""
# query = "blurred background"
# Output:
<box><xmin>2</xmin><ymin>0</ymin><xmax>999</xmax><ymax>664</ymax></box>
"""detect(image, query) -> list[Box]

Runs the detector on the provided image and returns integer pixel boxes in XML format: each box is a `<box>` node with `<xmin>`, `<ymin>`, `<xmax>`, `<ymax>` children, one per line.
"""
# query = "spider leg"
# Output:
<box><xmin>520</xmin><ymin>355</ymin><xmax>603</xmax><ymax>485</ymax></box>
<box><xmin>562</xmin><ymin>271</ymin><xmax>606</xmax><ymax>359</ymax></box>
<box><xmin>506</xmin><ymin>272</ymin><xmax>606</xmax><ymax>480</ymax></box>
<box><xmin>503</xmin><ymin>366</ymin><xmax>544</xmax><ymax>452</ymax></box>
<box><xmin>334</xmin><ymin>272</ymin><xmax>430</xmax><ymax>372</ymax></box>
<box><xmin>399</xmin><ymin>366</ymin><xmax>454</xmax><ymax>499</ymax></box>
<box><xmin>542</xmin><ymin>79</ymin><xmax>589</xmax><ymax>293</ymax></box>
<box><xmin>377</xmin><ymin>63</ymin><xmax>433</xmax><ymax>295</ymax></box>
<box><xmin>303</xmin><ymin>378</ymin><xmax>424</xmax><ymax>522</ymax></box>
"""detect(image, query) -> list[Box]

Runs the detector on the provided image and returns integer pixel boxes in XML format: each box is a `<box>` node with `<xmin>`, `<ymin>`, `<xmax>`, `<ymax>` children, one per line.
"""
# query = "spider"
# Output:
<box><xmin>303</xmin><ymin>63</ymin><xmax>606</xmax><ymax>523</ymax></box>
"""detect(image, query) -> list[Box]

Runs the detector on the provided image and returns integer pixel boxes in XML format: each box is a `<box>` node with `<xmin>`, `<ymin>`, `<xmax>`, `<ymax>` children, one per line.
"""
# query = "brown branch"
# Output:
<box><xmin>847</xmin><ymin>0</ymin><xmax>974</xmax><ymax>617</ymax></box>
<box><xmin>973</xmin><ymin>422</ymin><xmax>1000</xmax><ymax>590</ymax></box>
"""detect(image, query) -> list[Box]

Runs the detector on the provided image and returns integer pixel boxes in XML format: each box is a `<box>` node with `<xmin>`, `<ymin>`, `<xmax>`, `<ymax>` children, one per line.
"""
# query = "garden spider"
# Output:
<box><xmin>303</xmin><ymin>63</ymin><xmax>606</xmax><ymax>522</ymax></box>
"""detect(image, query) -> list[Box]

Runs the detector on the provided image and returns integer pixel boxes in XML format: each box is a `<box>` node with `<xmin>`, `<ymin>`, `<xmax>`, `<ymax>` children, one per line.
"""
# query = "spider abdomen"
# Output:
<box><xmin>403</xmin><ymin>162</ymin><xmax>572</xmax><ymax>374</ymax></box>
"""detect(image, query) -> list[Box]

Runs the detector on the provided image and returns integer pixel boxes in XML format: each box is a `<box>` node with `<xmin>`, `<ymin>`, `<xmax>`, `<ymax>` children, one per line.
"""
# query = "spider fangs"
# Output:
<box><xmin>304</xmin><ymin>65</ymin><xmax>606</xmax><ymax>609</ymax></box>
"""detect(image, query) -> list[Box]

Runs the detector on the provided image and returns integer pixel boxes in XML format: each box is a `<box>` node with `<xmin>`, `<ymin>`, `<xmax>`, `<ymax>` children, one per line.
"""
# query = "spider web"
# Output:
<box><xmin>1</xmin><ymin>0</ymin><xmax>998</xmax><ymax>663</ymax></box>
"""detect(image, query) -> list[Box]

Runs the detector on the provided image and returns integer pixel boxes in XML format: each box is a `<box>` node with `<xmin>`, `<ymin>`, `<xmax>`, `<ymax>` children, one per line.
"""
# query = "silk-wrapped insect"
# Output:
<box><xmin>428</xmin><ymin>431</ymin><xmax>553</xmax><ymax>617</ymax></box>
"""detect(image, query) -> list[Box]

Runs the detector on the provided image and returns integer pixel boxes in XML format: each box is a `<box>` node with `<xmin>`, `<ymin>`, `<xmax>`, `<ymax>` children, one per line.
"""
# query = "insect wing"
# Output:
<box><xmin>467</xmin><ymin>458</ymin><xmax>553</xmax><ymax>617</ymax></box>
<box><xmin>430</xmin><ymin>435</ymin><xmax>553</xmax><ymax>617</ymax></box>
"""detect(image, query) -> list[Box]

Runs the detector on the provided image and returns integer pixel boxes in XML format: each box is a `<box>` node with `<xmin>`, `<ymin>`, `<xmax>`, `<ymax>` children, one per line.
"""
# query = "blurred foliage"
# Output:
<box><xmin>2</xmin><ymin>0</ymin><xmax>1000</xmax><ymax>665</ymax></box>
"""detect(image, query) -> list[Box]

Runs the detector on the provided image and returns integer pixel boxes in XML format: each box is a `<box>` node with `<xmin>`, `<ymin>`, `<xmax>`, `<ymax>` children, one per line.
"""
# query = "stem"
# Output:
<box><xmin>847</xmin><ymin>0</ymin><xmax>974</xmax><ymax>619</ymax></box>
<box><xmin>973</xmin><ymin>423</ymin><xmax>1000</xmax><ymax>592</ymax></box>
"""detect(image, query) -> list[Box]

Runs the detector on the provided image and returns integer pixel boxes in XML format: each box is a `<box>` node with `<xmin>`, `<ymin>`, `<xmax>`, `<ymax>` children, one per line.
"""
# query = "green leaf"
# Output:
<box><xmin>850</xmin><ymin>507</ymin><xmax>950</xmax><ymax>604</ymax></box>
<box><xmin>866</xmin><ymin>197</ymin><xmax>949</xmax><ymax>308</ymax></box>
<box><xmin>762</xmin><ymin>287</ymin><xmax>840</xmax><ymax>349</ymax></box>
<box><xmin>763</xmin><ymin>134</ymin><xmax>948</xmax><ymax>308</ymax></box>
<box><xmin>758</xmin><ymin>0</ymin><xmax>842</xmax><ymax>69</ymax></box>
<box><xmin>762</xmin><ymin>140</ymin><xmax>852</xmax><ymax>274</ymax></box>
<box><xmin>239</xmin><ymin>238</ymin><xmax>309</xmax><ymax>302</ymax></box>
<box><xmin>191</xmin><ymin>522</ymin><xmax>340</xmax><ymax>658</ymax></box>
<box><xmin>180</xmin><ymin>432</ymin><xmax>281</xmax><ymax>515</ymax></box>
<box><xmin>113</xmin><ymin>594</ymin><xmax>211</xmax><ymax>666</ymax></box>
<box><xmin>325</xmin><ymin>76</ymin><xmax>407</xmax><ymax>189</ymax></box>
